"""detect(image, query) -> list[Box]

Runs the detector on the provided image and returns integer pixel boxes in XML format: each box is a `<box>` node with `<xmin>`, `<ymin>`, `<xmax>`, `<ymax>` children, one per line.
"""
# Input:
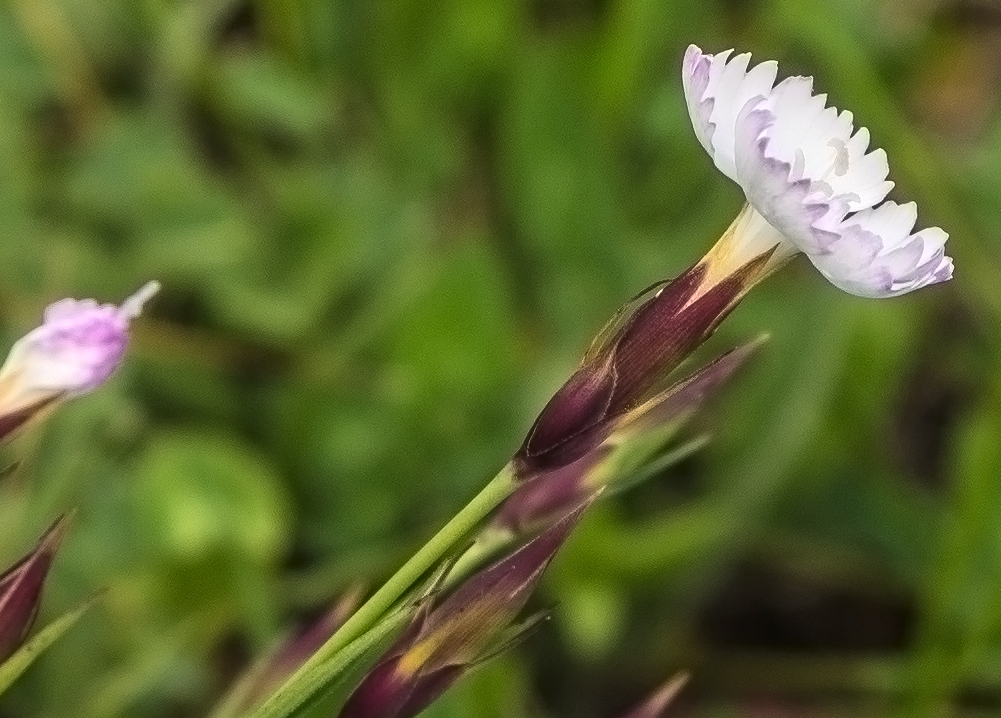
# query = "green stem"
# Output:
<box><xmin>443</xmin><ymin>527</ymin><xmax>514</xmax><ymax>592</ymax></box>
<box><xmin>248</xmin><ymin>463</ymin><xmax>519</xmax><ymax>718</ymax></box>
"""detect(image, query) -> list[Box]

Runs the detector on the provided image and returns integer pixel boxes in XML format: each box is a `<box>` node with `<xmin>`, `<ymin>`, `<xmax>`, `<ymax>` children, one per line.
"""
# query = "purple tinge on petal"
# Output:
<box><xmin>0</xmin><ymin>514</ymin><xmax>71</xmax><ymax>662</ymax></box>
<box><xmin>14</xmin><ymin>281</ymin><xmax>159</xmax><ymax>397</ymax></box>
<box><xmin>338</xmin><ymin>655</ymin><xmax>418</xmax><ymax>718</ymax></box>
<box><xmin>32</xmin><ymin>303</ymin><xmax>129</xmax><ymax>393</ymax></box>
<box><xmin>809</xmin><ymin>219</ymin><xmax>952</xmax><ymax>298</ymax></box>
<box><xmin>732</xmin><ymin>101</ymin><xmax>835</xmax><ymax>255</ymax></box>
<box><xmin>933</xmin><ymin>257</ymin><xmax>954</xmax><ymax>283</ymax></box>
<box><xmin>682</xmin><ymin>45</ymin><xmax>716</xmax><ymax>154</ymax></box>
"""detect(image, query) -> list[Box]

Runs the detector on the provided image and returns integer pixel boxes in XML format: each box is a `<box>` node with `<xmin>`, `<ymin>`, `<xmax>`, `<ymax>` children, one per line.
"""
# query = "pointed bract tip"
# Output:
<box><xmin>619</xmin><ymin>337</ymin><xmax>761</xmax><ymax>434</ymax></box>
<box><xmin>340</xmin><ymin>501</ymin><xmax>594</xmax><ymax>718</ymax></box>
<box><xmin>229</xmin><ymin>587</ymin><xmax>364</xmax><ymax>714</ymax></box>
<box><xmin>0</xmin><ymin>514</ymin><xmax>73</xmax><ymax>662</ymax></box>
<box><xmin>620</xmin><ymin>672</ymin><xmax>690</xmax><ymax>718</ymax></box>
<box><xmin>428</xmin><ymin>496</ymin><xmax>592</xmax><ymax>635</ymax></box>
<box><xmin>119</xmin><ymin>281</ymin><xmax>160</xmax><ymax>319</ymax></box>
<box><xmin>37</xmin><ymin>512</ymin><xmax>75</xmax><ymax>553</ymax></box>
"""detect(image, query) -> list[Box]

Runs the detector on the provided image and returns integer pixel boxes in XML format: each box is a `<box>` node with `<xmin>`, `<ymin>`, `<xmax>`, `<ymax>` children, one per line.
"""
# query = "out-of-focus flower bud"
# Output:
<box><xmin>0</xmin><ymin>282</ymin><xmax>159</xmax><ymax>442</ymax></box>
<box><xmin>0</xmin><ymin>514</ymin><xmax>71</xmax><ymax>663</ymax></box>
<box><xmin>619</xmin><ymin>673</ymin><xmax>689</xmax><ymax>718</ymax></box>
<box><xmin>338</xmin><ymin>503</ymin><xmax>589</xmax><ymax>718</ymax></box>
<box><xmin>517</xmin><ymin>256</ymin><xmax>768</xmax><ymax>475</ymax></box>
<box><xmin>501</xmin><ymin>340</ymin><xmax>760</xmax><ymax>534</ymax></box>
<box><xmin>216</xmin><ymin>589</ymin><xmax>363</xmax><ymax>716</ymax></box>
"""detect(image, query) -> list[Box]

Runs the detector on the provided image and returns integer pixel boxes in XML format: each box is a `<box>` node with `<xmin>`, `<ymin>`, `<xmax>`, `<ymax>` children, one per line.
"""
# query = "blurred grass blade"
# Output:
<box><xmin>902</xmin><ymin>389</ymin><xmax>1001</xmax><ymax>716</ymax></box>
<box><xmin>0</xmin><ymin>596</ymin><xmax>98</xmax><ymax>696</ymax></box>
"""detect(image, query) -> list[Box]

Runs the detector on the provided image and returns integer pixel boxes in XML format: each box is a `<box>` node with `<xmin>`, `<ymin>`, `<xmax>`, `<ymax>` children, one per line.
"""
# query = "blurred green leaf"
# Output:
<box><xmin>133</xmin><ymin>431</ymin><xmax>292</xmax><ymax>564</ymax></box>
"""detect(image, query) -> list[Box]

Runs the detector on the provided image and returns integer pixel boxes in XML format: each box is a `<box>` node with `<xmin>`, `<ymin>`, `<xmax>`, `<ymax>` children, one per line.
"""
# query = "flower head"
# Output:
<box><xmin>0</xmin><ymin>282</ymin><xmax>158</xmax><ymax>437</ymax></box>
<box><xmin>683</xmin><ymin>45</ymin><xmax>952</xmax><ymax>297</ymax></box>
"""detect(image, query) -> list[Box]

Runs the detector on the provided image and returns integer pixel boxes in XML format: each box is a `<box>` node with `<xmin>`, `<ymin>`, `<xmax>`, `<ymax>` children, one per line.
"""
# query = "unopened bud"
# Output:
<box><xmin>0</xmin><ymin>282</ymin><xmax>158</xmax><ymax>441</ymax></box>
<box><xmin>517</xmin><ymin>255</ymin><xmax>767</xmax><ymax>475</ymax></box>
<box><xmin>339</xmin><ymin>503</ymin><xmax>590</xmax><ymax>718</ymax></box>
<box><xmin>0</xmin><ymin>514</ymin><xmax>71</xmax><ymax>662</ymax></box>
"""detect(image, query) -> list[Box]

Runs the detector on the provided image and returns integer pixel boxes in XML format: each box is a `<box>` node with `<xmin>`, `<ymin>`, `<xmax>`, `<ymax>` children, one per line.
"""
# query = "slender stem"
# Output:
<box><xmin>248</xmin><ymin>464</ymin><xmax>519</xmax><ymax>718</ymax></box>
<box><xmin>442</xmin><ymin>527</ymin><xmax>513</xmax><ymax>592</ymax></box>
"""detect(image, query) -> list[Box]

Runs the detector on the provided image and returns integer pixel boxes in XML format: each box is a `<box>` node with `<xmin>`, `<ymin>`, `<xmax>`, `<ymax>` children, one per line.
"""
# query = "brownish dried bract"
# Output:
<box><xmin>338</xmin><ymin>502</ymin><xmax>590</xmax><ymax>718</ymax></box>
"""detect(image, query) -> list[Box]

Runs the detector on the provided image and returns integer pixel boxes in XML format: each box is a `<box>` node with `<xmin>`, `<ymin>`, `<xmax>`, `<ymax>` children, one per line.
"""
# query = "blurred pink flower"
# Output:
<box><xmin>0</xmin><ymin>281</ymin><xmax>158</xmax><ymax>438</ymax></box>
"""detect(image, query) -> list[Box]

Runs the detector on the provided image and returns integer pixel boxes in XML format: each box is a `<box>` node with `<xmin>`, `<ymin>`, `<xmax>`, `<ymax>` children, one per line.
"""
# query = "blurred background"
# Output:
<box><xmin>0</xmin><ymin>0</ymin><xmax>997</xmax><ymax>716</ymax></box>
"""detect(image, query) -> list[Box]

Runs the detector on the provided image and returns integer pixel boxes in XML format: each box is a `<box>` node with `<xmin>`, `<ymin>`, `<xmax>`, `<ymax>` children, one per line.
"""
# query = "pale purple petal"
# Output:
<box><xmin>810</xmin><ymin>208</ymin><xmax>952</xmax><ymax>297</ymax></box>
<box><xmin>683</xmin><ymin>44</ymin><xmax>953</xmax><ymax>297</ymax></box>
<box><xmin>0</xmin><ymin>281</ymin><xmax>159</xmax><ymax>403</ymax></box>
<box><xmin>682</xmin><ymin>44</ymin><xmax>777</xmax><ymax>181</ymax></box>
<box><xmin>731</xmin><ymin>99</ymin><xmax>839</xmax><ymax>255</ymax></box>
<box><xmin>682</xmin><ymin>46</ymin><xmax>716</xmax><ymax>157</ymax></box>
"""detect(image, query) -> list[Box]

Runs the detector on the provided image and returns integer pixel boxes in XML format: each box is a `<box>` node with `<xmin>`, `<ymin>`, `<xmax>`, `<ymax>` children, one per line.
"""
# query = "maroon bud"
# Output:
<box><xmin>608</xmin><ymin>258</ymin><xmax>765</xmax><ymax>416</ymax></box>
<box><xmin>517</xmin><ymin>254</ymin><xmax>768</xmax><ymax>475</ymax></box>
<box><xmin>519</xmin><ymin>358</ymin><xmax>617</xmax><ymax>468</ymax></box>
<box><xmin>0</xmin><ymin>514</ymin><xmax>71</xmax><ymax>662</ymax></box>
<box><xmin>496</xmin><ymin>450</ymin><xmax>606</xmax><ymax>534</ymax></box>
<box><xmin>339</xmin><ymin>503</ymin><xmax>590</xmax><ymax>718</ymax></box>
<box><xmin>503</xmin><ymin>340</ymin><xmax>760</xmax><ymax>533</ymax></box>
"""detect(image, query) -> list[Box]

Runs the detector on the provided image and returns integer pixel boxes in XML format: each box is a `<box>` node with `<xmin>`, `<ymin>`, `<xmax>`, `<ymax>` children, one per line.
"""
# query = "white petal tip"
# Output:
<box><xmin>120</xmin><ymin>281</ymin><xmax>161</xmax><ymax>319</ymax></box>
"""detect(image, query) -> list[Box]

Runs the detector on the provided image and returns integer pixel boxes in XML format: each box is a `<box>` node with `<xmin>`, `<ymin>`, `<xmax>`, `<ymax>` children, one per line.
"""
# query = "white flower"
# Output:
<box><xmin>0</xmin><ymin>281</ymin><xmax>159</xmax><ymax>419</ymax></box>
<box><xmin>683</xmin><ymin>45</ymin><xmax>953</xmax><ymax>298</ymax></box>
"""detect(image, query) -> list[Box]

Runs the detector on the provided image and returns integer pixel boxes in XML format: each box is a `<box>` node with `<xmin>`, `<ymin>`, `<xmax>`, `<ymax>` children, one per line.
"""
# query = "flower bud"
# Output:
<box><xmin>501</xmin><ymin>340</ymin><xmax>760</xmax><ymax>534</ymax></box>
<box><xmin>0</xmin><ymin>282</ymin><xmax>158</xmax><ymax>441</ymax></box>
<box><xmin>517</xmin><ymin>255</ymin><xmax>768</xmax><ymax>475</ymax></box>
<box><xmin>339</xmin><ymin>503</ymin><xmax>589</xmax><ymax>718</ymax></box>
<box><xmin>0</xmin><ymin>514</ymin><xmax>71</xmax><ymax>662</ymax></box>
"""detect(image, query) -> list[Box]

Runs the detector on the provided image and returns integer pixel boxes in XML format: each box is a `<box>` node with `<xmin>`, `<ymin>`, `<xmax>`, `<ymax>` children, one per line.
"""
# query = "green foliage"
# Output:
<box><xmin>0</xmin><ymin>0</ymin><xmax>995</xmax><ymax>716</ymax></box>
